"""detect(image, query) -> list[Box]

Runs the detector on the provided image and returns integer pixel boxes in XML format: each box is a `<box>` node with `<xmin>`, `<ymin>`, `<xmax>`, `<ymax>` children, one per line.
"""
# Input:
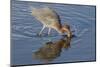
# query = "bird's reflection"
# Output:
<box><xmin>33</xmin><ymin>35</ymin><xmax>72</xmax><ymax>62</ymax></box>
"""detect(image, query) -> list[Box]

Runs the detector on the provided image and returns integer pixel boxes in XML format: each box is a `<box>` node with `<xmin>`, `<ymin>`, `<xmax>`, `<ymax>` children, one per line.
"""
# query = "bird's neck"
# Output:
<box><xmin>56</xmin><ymin>26</ymin><xmax>64</xmax><ymax>34</ymax></box>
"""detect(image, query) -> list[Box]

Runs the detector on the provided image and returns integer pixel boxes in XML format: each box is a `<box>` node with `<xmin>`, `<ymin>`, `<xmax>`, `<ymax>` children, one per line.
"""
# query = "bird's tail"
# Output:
<box><xmin>29</xmin><ymin>6</ymin><xmax>37</xmax><ymax>15</ymax></box>
<box><xmin>29</xmin><ymin>6</ymin><xmax>36</xmax><ymax>11</ymax></box>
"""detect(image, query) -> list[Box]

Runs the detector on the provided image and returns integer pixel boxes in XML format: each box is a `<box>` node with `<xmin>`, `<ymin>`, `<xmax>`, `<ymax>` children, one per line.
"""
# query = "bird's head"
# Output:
<box><xmin>60</xmin><ymin>24</ymin><xmax>72</xmax><ymax>38</ymax></box>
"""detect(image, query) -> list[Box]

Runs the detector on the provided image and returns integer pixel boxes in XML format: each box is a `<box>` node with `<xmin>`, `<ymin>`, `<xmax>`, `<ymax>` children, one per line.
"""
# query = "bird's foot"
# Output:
<box><xmin>36</xmin><ymin>33</ymin><xmax>42</xmax><ymax>37</ymax></box>
<box><xmin>36</xmin><ymin>33</ymin><xmax>52</xmax><ymax>37</ymax></box>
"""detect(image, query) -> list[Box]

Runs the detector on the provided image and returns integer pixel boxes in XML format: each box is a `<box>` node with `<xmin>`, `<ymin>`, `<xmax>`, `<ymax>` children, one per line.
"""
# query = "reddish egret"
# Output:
<box><xmin>31</xmin><ymin>7</ymin><xmax>72</xmax><ymax>37</ymax></box>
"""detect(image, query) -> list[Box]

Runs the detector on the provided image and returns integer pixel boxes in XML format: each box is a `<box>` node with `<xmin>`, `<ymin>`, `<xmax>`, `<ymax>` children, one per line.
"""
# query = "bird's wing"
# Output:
<box><xmin>42</xmin><ymin>7</ymin><xmax>61</xmax><ymax>22</ymax></box>
<box><xmin>32</xmin><ymin>7</ymin><xmax>60</xmax><ymax>22</ymax></box>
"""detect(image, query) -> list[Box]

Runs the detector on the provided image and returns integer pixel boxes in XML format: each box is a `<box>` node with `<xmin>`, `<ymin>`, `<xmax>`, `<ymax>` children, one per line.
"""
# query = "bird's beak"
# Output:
<box><xmin>63</xmin><ymin>28</ymin><xmax>72</xmax><ymax>38</ymax></box>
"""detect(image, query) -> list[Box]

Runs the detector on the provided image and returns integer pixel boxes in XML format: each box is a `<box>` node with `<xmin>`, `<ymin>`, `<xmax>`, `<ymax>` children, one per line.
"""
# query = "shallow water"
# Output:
<box><xmin>11</xmin><ymin>0</ymin><xmax>96</xmax><ymax>66</ymax></box>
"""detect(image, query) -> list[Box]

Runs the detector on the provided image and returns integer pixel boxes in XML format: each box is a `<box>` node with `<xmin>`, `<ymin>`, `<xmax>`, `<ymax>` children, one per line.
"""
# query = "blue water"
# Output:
<box><xmin>11</xmin><ymin>0</ymin><xmax>96</xmax><ymax>66</ymax></box>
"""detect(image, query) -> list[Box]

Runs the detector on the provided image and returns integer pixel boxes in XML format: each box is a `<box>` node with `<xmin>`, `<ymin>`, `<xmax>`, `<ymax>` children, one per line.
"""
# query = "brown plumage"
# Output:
<box><xmin>31</xmin><ymin>7</ymin><xmax>72</xmax><ymax>37</ymax></box>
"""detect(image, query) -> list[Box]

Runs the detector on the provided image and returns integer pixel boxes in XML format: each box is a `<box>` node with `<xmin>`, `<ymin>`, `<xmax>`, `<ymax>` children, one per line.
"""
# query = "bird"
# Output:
<box><xmin>31</xmin><ymin>7</ymin><xmax>72</xmax><ymax>37</ymax></box>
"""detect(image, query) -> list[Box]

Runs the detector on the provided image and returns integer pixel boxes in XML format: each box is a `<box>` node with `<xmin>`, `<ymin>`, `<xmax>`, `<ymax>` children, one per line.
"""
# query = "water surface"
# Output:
<box><xmin>11</xmin><ymin>0</ymin><xmax>96</xmax><ymax>66</ymax></box>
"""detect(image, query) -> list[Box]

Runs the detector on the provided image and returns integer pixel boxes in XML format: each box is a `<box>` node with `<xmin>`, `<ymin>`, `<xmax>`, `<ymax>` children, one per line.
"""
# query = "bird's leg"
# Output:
<box><xmin>48</xmin><ymin>28</ymin><xmax>51</xmax><ymax>35</ymax></box>
<box><xmin>39</xmin><ymin>25</ymin><xmax>45</xmax><ymax>36</ymax></box>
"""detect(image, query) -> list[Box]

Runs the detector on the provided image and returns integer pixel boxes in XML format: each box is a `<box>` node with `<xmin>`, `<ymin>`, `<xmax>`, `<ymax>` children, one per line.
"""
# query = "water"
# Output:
<box><xmin>11</xmin><ymin>0</ymin><xmax>96</xmax><ymax>66</ymax></box>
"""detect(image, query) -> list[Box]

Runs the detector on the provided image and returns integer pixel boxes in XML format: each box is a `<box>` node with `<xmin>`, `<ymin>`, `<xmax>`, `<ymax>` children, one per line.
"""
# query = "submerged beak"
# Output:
<box><xmin>66</xmin><ymin>30</ymin><xmax>72</xmax><ymax>38</ymax></box>
<box><xmin>63</xmin><ymin>28</ymin><xmax>72</xmax><ymax>38</ymax></box>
